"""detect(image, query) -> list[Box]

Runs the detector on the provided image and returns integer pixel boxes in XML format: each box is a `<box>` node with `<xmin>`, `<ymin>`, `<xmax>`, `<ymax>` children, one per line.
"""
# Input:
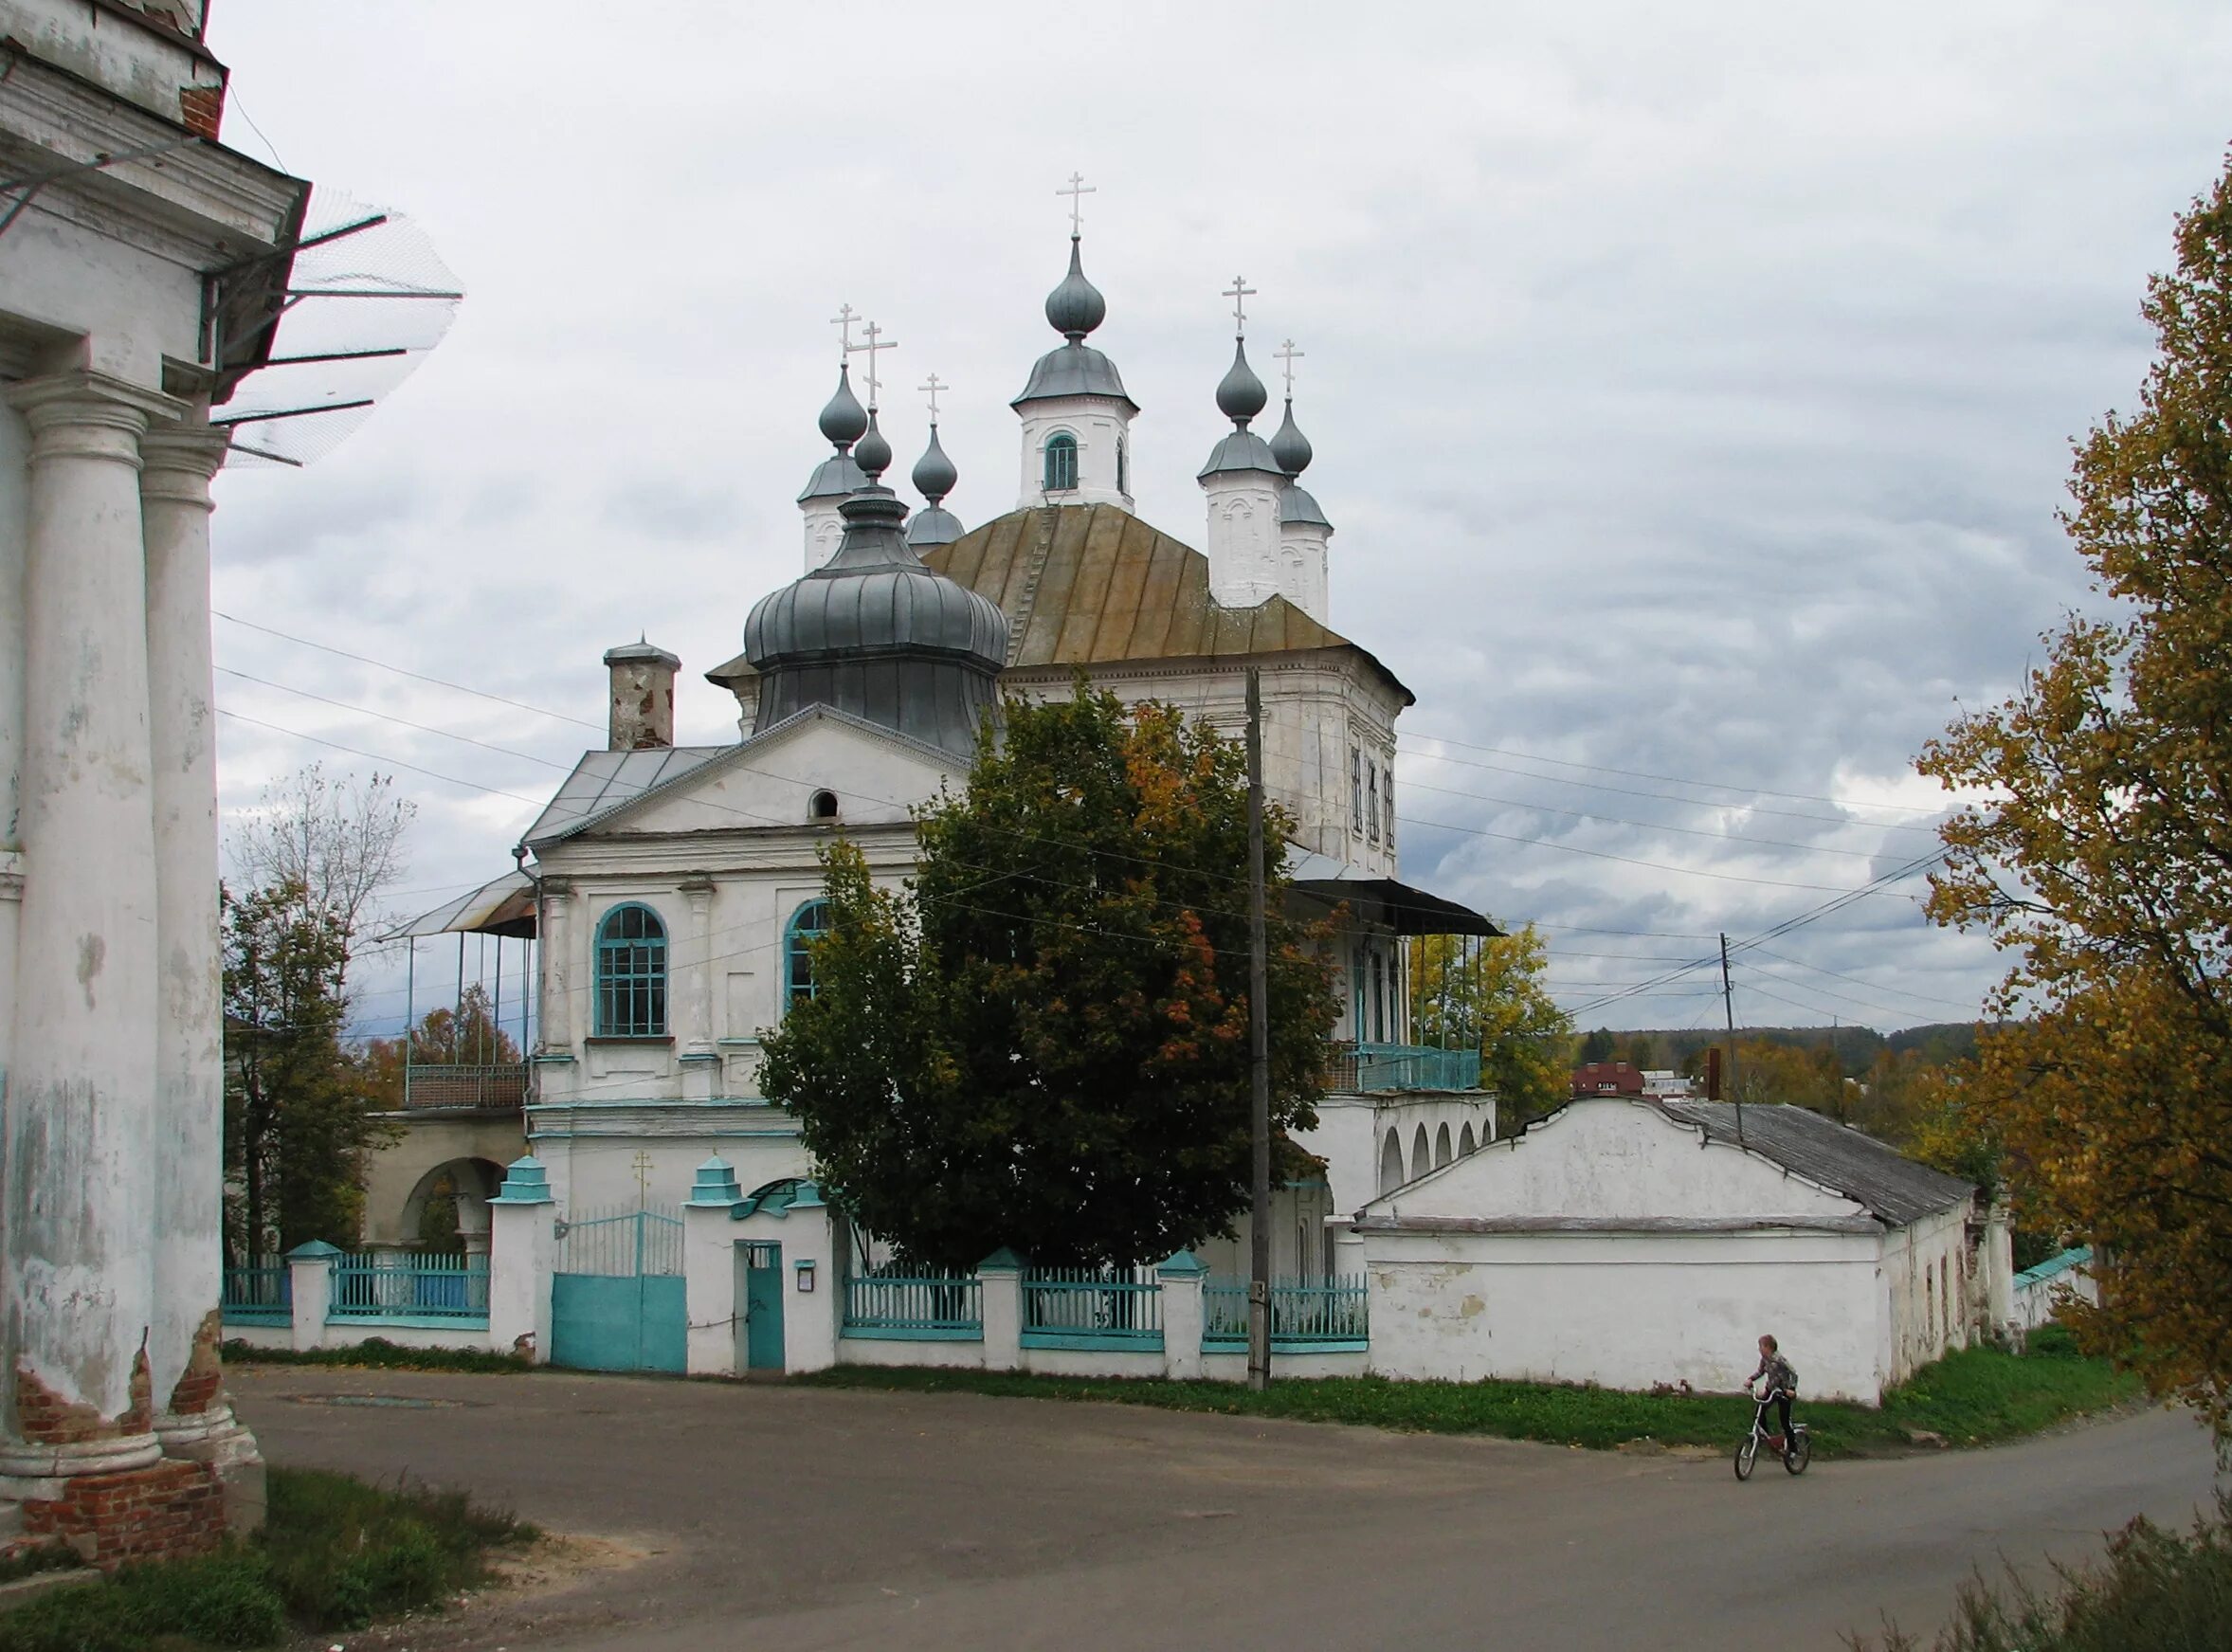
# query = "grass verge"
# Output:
<box><xmin>221</xmin><ymin>1337</ymin><xmax>531</xmax><ymax>1374</ymax></box>
<box><xmin>796</xmin><ymin>1330</ymin><xmax>2138</xmax><ymax>1458</ymax></box>
<box><xmin>0</xmin><ymin>1468</ymin><xmax>535</xmax><ymax>1652</ymax></box>
<box><xmin>1853</xmin><ymin>1493</ymin><xmax>2232</xmax><ymax>1650</ymax></box>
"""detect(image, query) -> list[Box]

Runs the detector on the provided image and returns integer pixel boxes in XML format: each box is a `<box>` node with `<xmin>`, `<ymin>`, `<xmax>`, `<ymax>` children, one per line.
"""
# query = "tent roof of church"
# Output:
<box><xmin>706</xmin><ymin>505</ymin><xmax>1411</xmax><ymax>703</ymax></box>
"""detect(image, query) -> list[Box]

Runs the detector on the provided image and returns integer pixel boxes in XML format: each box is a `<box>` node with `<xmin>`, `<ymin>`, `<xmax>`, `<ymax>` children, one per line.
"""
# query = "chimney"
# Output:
<box><xmin>603</xmin><ymin>641</ymin><xmax>680</xmax><ymax>751</ymax></box>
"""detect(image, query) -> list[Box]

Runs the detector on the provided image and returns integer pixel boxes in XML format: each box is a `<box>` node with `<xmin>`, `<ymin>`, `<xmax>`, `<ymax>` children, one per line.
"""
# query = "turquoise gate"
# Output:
<box><xmin>551</xmin><ymin>1204</ymin><xmax>686</xmax><ymax>1372</ymax></box>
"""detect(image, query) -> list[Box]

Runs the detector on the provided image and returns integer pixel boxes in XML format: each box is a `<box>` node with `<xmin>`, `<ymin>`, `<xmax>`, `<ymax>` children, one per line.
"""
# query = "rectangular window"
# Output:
<box><xmin>1383</xmin><ymin>764</ymin><xmax>1396</xmax><ymax>850</ymax></box>
<box><xmin>1367</xmin><ymin>766</ymin><xmax>1380</xmax><ymax>845</ymax></box>
<box><xmin>1350</xmin><ymin>746</ymin><xmax>1364</xmax><ymax>834</ymax></box>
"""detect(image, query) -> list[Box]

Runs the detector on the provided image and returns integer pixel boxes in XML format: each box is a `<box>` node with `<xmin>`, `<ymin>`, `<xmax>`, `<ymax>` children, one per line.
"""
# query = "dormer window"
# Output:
<box><xmin>1043</xmin><ymin>430</ymin><xmax>1079</xmax><ymax>492</ymax></box>
<box><xmin>809</xmin><ymin>789</ymin><xmax>840</xmax><ymax>823</ymax></box>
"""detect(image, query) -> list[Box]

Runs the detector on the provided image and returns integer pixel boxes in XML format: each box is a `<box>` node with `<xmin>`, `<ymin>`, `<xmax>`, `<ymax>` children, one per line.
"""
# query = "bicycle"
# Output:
<box><xmin>1733</xmin><ymin>1386</ymin><xmax>1810</xmax><ymax>1480</ymax></box>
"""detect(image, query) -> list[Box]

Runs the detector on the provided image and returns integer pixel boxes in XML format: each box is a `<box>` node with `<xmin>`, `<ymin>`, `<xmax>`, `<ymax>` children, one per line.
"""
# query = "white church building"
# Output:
<box><xmin>378</xmin><ymin>215</ymin><xmax>1497</xmax><ymax>1336</ymax></box>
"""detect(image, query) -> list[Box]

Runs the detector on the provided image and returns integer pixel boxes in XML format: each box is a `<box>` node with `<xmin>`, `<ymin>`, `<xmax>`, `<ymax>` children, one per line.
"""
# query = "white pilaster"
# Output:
<box><xmin>488</xmin><ymin>1157</ymin><xmax>556</xmax><ymax>1363</ymax></box>
<box><xmin>285</xmin><ymin>1244</ymin><xmax>337</xmax><ymax>1354</ymax></box>
<box><xmin>139</xmin><ymin>421</ymin><xmax>232</xmax><ymax>1436</ymax></box>
<box><xmin>1278</xmin><ymin>519</ymin><xmax>1332</xmax><ymax>625</ymax></box>
<box><xmin>803</xmin><ymin>500</ymin><xmax>845</xmax><ymax>572</ymax></box>
<box><xmin>537</xmin><ymin>879</ymin><xmax>572</xmax><ymax>1051</ymax></box>
<box><xmin>0</xmin><ymin>372</ymin><xmax>173</xmax><ymax>1482</ymax></box>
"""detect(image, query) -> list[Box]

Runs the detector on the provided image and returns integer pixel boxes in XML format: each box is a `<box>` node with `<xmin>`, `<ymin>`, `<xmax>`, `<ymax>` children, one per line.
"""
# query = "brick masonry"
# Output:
<box><xmin>11</xmin><ymin>1351</ymin><xmax>153</xmax><ymax>1445</ymax></box>
<box><xmin>21</xmin><ymin>1461</ymin><xmax>225</xmax><ymax>1570</ymax></box>
<box><xmin>164</xmin><ymin>1311</ymin><xmax>227</xmax><ymax>1417</ymax></box>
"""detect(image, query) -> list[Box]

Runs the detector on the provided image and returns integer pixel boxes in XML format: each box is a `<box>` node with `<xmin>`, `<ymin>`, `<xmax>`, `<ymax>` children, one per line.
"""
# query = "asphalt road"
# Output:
<box><xmin>229</xmin><ymin>1366</ymin><xmax>2221</xmax><ymax>1652</ymax></box>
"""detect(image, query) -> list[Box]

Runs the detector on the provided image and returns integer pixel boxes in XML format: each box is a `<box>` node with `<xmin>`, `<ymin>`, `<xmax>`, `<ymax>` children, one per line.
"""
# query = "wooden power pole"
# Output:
<box><xmin>1720</xmin><ymin>931</ymin><xmax>1744</xmax><ymax>1148</ymax></box>
<box><xmin>1246</xmin><ymin>668</ymin><xmax>1272</xmax><ymax>1391</ymax></box>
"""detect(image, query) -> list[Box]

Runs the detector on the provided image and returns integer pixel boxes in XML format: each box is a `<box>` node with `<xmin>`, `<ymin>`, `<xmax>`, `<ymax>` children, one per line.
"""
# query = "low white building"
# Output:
<box><xmin>1350</xmin><ymin>1098</ymin><xmax>2005</xmax><ymax>1403</ymax></box>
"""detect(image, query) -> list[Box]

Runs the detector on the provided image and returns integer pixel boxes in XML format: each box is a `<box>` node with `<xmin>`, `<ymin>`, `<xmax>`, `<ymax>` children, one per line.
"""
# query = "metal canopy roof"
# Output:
<box><xmin>382</xmin><ymin>869</ymin><xmax>535</xmax><ymax>940</ymax></box>
<box><xmin>1285</xmin><ymin>847</ymin><xmax>1500</xmax><ymax>937</ymax></box>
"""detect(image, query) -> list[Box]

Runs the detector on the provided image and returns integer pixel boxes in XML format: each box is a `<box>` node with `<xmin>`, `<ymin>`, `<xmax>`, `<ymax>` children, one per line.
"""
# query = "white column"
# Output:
<box><xmin>140</xmin><ymin>421</ymin><xmax>236</xmax><ymax>1448</ymax></box>
<box><xmin>0</xmin><ymin>373</ymin><xmax>173</xmax><ymax>1489</ymax></box>
<box><xmin>682</xmin><ymin>1156</ymin><xmax>742</xmax><ymax>1376</ymax></box>
<box><xmin>977</xmin><ymin>1250</ymin><xmax>1025</xmax><ymax>1372</ymax></box>
<box><xmin>1157</xmin><ymin>1252</ymin><xmax>1207</xmax><ymax>1380</ymax></box>
<box><xmin>537</xmin><ymin>880</ymin><xmax>573</xmax><ymax>1052</ymax></box>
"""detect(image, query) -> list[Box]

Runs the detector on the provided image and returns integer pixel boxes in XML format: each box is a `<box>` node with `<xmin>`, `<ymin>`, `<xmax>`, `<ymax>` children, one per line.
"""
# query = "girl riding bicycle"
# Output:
<box><xmin>1749</xmin><ymin>1334</ymin><xmax>1797</xmax><ymax>1448</ymax></box>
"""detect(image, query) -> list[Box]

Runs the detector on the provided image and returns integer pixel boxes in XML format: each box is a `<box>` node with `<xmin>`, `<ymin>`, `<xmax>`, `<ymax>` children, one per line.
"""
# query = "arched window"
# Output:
<box><xmin>1412</xmin><ymin>1124</ymin><xmax>1431</xmax><ymax>1178</ymax></box>
<box><xmin>1379</xmin><ymin>1128</ymin><xmax>1405</xmax><ymax>1195</ymax></box>
<box><xmin>1435</xmin><ymin>1123</ymin><xmax>1453</xmax><ymax>1169</ymax></box>
<box><xmin>1043</xmin><ymin>430</ymin><xmax>1079</xmax><ymax>492</ymax></box>
<box><xmin>786</xmin><ymin>899</ymin><xmax>832</xmax><ymax>1008</ymax></box>
<box><xmin>1116</xmin><ymin>433</ymin><xmax>1128</xmax><ymax>495</ymax></box>
<box><xmin>1459</xmin><ymin>1121</ymin><xmax>1477</xmax><ymax>1156</ymax></box>
<box><xmin>808</xmin><ymin>789</ymin><xmax>839</xmax><ymax>822</ymax></box>
<box><xmin>594</xmin><ymin>903</ymin><xmax>667</xmax><ymax>1037</ymax></box>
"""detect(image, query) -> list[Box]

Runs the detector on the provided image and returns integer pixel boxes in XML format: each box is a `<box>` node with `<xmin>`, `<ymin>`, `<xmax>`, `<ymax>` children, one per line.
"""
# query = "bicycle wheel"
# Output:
<box><xmin>1733</xmin><ymin>1434</ymin><xmax>1757</xmax><ymax>1480</ymax></box>
<box><xmin>1784</xmin><ymin>1429</ymin><xmax>1811</xmax><ymax>1476</ymax></box>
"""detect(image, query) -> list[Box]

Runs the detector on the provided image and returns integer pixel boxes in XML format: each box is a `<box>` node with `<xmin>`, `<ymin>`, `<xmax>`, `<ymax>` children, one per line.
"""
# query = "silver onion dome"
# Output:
<box><xmin>911</xmin><ymin>423</ymin><xmax>958</xmax><ymax>504</ymax></box>
<box><xmin>818</xmin><ymin>364</ymin><xmax>869</xmax><ymax>448</ymax></box>
<box><xmin>853</xmin><ymin>407</ymin><xmax>893</xmax><ymax>481</ymax></box>
<box><xmin>1269</xmin><ymin>397</ymin><xmax>1313</xmax><ymax>477</ymax></box>
<box><xmin>1043</xmin><ymin>236</ymin><xmax>1108</xmax><ymax>339</ymax></box>
<box><xmin>1214</xmin><ymin>338</ymin><xmax>1268</xmax><ymax>425</ymax></box>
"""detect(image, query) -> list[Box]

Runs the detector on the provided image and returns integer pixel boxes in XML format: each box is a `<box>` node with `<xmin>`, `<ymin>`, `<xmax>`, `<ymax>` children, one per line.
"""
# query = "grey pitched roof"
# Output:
<box><xmin>1659</xmin><ymin>1100</ymin><xmax>1975</xmax><ymax>1227</ymax></box>
<box><xmin>517</xmin><ymin>745</ymin><xmax>727</xmax><ymax>850</ymax></box>
<box><xmin>1012</xmin><ymin>341</ymin><xmax>1137</xmax><ymax>412</ymax></box>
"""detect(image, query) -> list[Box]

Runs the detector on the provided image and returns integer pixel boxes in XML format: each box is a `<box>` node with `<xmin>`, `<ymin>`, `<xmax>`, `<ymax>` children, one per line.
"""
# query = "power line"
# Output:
<box><xmin>1398</xmin><ymin>745</ymin><xmax>1946</xmax><ymax>837</ymax></box>
<box><xmin>1397</xmin><ymin>812</ymin><xmax>1910</xmax><ymax>894</ymax></box>
<box><xmin>218</xmin><ymin>668</ymin><xmax>575</xmax><ymax>771</ymax></box>
<box><xmin>1398</xmin><ymin>774</ymin><xmax>1892</xmax><ymax>859</ymax></box>
<box><xmin>1399</xmin><ymin>728</ymin><xmax>1947</xmax><ymax>816</ymax></box>
<box><xmin>1745</xmin><ymin>944</ymin><xmax>1982</xmax><ymax>1016</ymax></box>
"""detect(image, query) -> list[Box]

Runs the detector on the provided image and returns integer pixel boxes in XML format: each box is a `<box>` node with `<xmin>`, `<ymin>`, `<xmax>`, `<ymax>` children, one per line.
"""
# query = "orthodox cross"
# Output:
<box><xmin>857</xmin><ymin>318</ymin><xmax>898</xmax><ymax>409</ymax></box>
<box><xmin>919</xmin><ymin>372</ymin><xmax>947</xmax><ymax>424</ymax></box>
<box><xmin>1057</xmin><ymin>171</ymin><xmax>1095</xmax><ymax>235</ymax></box>
<box><xmin>1223</xmin><ymin>275</ymin><xmax>1257</xmax><ymax>336</ymax></box>
<box><xmin>829</xmin><ymin>301</ymin><xmax>859</xmax><ymax>359</ymax></box>
<box><xmin>629</xmin><ymin>1149</ymin><xmax>654</xmax><ymax>1207</ymax></box>
<box><xmin>1275</xmin><ymin>338</ymin><xmax>1304</xmax><ymax>396</ymax></box>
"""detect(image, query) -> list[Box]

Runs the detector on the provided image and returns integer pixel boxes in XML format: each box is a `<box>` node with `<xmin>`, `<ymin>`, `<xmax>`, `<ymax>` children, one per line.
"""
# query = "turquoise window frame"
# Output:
<box><xmin>786</xmin><ymin>899</ymin><xmax>832</xmax><ymax>1008</ymax></box>
<box><xmin>1043</xmin><ymin>430</ymin><xmax>1079</xmax><ymax>491</ymax></box>
<box><xmin>594</xmin><ymin>901</ymin><xmax>667</xmax><ymax>1037</ymax></box>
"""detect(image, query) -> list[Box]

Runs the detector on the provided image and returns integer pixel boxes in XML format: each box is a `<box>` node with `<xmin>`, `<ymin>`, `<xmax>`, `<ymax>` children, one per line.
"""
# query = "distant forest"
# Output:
<box><xmin>1574</xmin><ymin>1022</ymin><xmax>1985</xmax><ymax>1078</ymax></box>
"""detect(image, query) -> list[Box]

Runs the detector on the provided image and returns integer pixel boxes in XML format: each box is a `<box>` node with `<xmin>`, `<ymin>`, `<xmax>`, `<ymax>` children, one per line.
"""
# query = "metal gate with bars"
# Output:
<box><xmin>550</xmin><ymin>1204</ymin><xmax>686</xmax><ymax>1373</ymax></box>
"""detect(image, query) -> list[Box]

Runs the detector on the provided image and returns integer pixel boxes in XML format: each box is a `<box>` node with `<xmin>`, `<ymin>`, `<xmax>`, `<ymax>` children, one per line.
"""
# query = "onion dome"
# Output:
<box><xmin>1199</xmin><ymin>339</ymin><xmax>1283</xmax><ymax>480</ymax></box>
<box><xmin>818</xmin><ymin>364</ymin><xmax>869</xmax><ymax>448</ymax></box>
<box><xmin>1214</xmin><ymin>338</ymin><xmax>1268</xmax><ymax>425</ymax></box>
<box><xmin>1269</xmin><ymin>397</ymin><xmax>1314</xmax><ymax>477</ymax></box>
<box><xmin>1044</xmin><ymin>236</ymin><xmax>1108</xmax><ymax>339</ymax></box>
<box><xmin>906</xmin><ymin>424</ymin><xmax>964</xmax><ymax>550</ymax></box>
<box><xmin>854</xmin><ymin>408</ymin><xmax>893</xmax><ymax>481</ymax></box>
<box><xmin>1013</xmin><ymin>236</ymin><xmax>1139</xmax><ymax>414</ymax></box>
<box><xmin>743</xmin><ymin>477</ymin><xmax>1010</xmax><ymax>758</ymax></box>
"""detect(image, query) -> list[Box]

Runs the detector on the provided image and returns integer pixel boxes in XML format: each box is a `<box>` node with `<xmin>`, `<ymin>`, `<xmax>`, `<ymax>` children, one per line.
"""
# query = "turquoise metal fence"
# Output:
<box><xmin>329</xmin><ymin>1252</ymin><xmax>490</xmax><ymax>1323</ymax></box>
<box><xmin>842</xmin><ymin>1272</ymin><xmax>983</xmax><ymax>1340</ymax></box>
<box><xmin>1021</xmin><ymin>1266</ymin><xmax>1163</xmax><ymax>1351</ymax></box>
<box><xmin>220</xmin><ymin>1265</ymin><xmax>291</xmax><ymax>1327</ymax></box>
<box><xmin>1327</xmin><ymin>1042</ymin><xmax>1482</xmax><ymax>1093</ymax></box>
<box><xmin>1203</xmin><ymin>1276</ymin><xmax>1370</xmax><ymax>1350</ymax></box>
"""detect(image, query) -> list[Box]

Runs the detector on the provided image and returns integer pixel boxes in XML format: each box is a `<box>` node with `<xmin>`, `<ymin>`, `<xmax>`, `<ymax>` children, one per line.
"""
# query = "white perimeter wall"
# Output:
<box><xmin>1362</xmin><ymin>1226</ymin><xmax>1887</xmax><ymax>1400</ymax></box>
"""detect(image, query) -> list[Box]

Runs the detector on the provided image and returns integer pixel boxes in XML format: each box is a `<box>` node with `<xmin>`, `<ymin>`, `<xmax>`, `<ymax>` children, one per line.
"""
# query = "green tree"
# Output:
<box><xmin>223</xmin><ymin>879</ymin><xmax>394</xmax><ymax>1261</ymax></box>
<box><xmin>1408</xmin><ymin>926</ymin><xmax>1573</xmax><ymax>1128</ymax></box>
<box><xmin>1917</xmin><ymin>153</ymin><xmax>2232</xmax><ymax>1423</ymax></box>
<box><xmin>759</xmin><ymin>688</ymin><xmax>1338</xmax><ymax>1271</ymax></box>
<box><xmin>358</xmin><ymin>984</ymin><xmax>525</xmax><ymax>1111</ymax></box>
<box><xmin>1578</xmin><ymin>1026</ymin><xmax>1615</xmax><ymax>1063</ymax></box>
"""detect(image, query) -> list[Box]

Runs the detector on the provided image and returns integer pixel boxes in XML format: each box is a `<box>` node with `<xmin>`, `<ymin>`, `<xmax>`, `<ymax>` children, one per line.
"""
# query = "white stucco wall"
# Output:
<box><xmin>1017</xmin><ymin>399</ymin><xmax>1134</xmax><ymax>511</ymax></box>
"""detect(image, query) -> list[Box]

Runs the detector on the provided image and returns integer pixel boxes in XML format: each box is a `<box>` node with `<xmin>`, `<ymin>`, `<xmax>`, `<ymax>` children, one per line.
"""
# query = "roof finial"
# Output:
<box><xmin>829</xmin><ymin>301</ymin><xmax>860</xmax><ymax>361</ymax></box>
<box><xmin>1275</xmin><ymin>338</ymin><xmax>1303</xmax><ymax>396</ymax></box>
<box><xmin>1057</xmin><ymin>170</ymin><xmax>1096</xmax><ymax>238</ymax></box>
<box><xmin>852</xmin><ymin>318</ymin><xmax>898</xmax><ymax>415</ymax></box>
<box><xmin>919</xmin><ymin>372</ymin><xmax>947</xmax><ymax>425</ymax></box>
<box><xmin>1223</xmin><ymin>274</ymin><xmax>1257</xmax><ymax>338</ymax></box>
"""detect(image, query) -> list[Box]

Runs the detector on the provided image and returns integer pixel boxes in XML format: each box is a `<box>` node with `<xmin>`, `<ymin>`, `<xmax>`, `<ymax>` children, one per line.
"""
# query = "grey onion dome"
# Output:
<box><xmin>743</xmin><ymin>484</ymin><xmax>1010</xmax><ymax>757</ymax></box>
<box><xmin>911</xmin><ymin>423</ymin><xmax>958</xmax><ymax>505</ymax></box>
<box><xmin>1215</xmin><ymin>338</ymin><xmax>1268</xmax><ymax>426</ymax></box>
<box><xmin>853</xmin><ymin>407</ymin><xmax>893</xmax><ymax>481</ymax></box>
<box><xmin>1279</xmin><ymin>482</ymin><xmax>1333</xmax><ymax>530</ymax></box>
<box><xmin>1044</xmin><ymin>235</ymin><xmax>1108</xmax><ymax>339</ymax></box>
<box><xmin>818</xmin><ymin>364</ymin><xmax>869</xmax><ymax>448</ymax></box>
<box><xmin>1269</xmin><ymin>397</ymin><xmax>1314</xmax><ymax>476</ymax></box>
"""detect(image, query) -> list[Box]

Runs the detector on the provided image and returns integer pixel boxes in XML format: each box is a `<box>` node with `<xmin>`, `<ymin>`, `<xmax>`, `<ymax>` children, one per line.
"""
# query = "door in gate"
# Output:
<box><xmin>743</xmin><ymin>1242</ymin><xmax>785</xmax><ymax>1371</ymax></box>
<box><xmin>551</xmin><ymin>1205</ymin><xmax>687</xmax><ymax>1372</ymax></box>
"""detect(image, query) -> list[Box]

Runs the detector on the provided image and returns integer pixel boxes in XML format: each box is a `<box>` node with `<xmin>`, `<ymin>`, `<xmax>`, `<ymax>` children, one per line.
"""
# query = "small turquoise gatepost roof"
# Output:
<box><xmin>285</xmin><ymin>1240</ymin><xmax>342</xmax><ymax>1261</ymax></box>
<box><xmin>976</xmin><ymin>1246</ymin><xmax>1027</xmax><ymax>1273</ymax></box>
<box><xmin>686</xmin><ymin>1156</ymin><xmax>745</xmax><ymax>1208</ymax></box>
<box><xmin>1155</xmin><ymin>1249</ymin><xmax>1207</xmax><ymax>1277</ymax></box>
<box><xmin>490</xmin><ymin>1154</ymin><xmax>555</xmax><ymax>1205</ymax></box>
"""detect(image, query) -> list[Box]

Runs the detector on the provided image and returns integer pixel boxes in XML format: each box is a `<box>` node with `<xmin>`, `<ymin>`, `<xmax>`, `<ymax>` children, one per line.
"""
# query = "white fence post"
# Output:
<box><xmin>978</xmin><ymin>1248</ymin><xmax>1025</xmax><ymax>1371</ymax></box>
<box><xmin>488</xmin><ymin>1154</ymin><xmax>556</xmax><ymax>1363</ymax></box>
<box><xmin>683</xmin><ymin>1157</ymin><xmax>744</xmax><ymax>1377</ymax></box>
<box><xmin>1158</xmin><ymin>1250</ymin><xmax>1207</xmax><ymax>1379</ymax></box>
<box><xmin>285</xmin><ymin>1242</ymin><xmax>337</xmax><ymax>1352</ymax></box>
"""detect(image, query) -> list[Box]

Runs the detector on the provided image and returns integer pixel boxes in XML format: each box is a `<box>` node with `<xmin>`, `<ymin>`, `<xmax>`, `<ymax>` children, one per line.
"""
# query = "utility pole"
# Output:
<box><xmin>1720</xmin><ymin>932</ymin><xmax>1744</xmax><ymax>1148</ymax></box>
<box><xmin>1245</xmin><ymin>667</ymin><xmax>1272</xmax><ymax>1392</ymax></box>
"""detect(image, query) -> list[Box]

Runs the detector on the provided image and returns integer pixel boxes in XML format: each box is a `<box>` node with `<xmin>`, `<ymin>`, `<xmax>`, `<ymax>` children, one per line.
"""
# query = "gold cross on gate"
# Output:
<box><xmin>630</xmin><ymin>1150</ymin><xmax>654</xmax><ymax>1207</ymax></box>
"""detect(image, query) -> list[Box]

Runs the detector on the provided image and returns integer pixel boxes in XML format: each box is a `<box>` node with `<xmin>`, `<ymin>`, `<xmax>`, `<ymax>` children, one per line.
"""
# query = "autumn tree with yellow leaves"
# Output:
<box><xmin>1919</xmin><ymin>153</ymin><xmax>2232</xmax><ymax>1422</ymax></box>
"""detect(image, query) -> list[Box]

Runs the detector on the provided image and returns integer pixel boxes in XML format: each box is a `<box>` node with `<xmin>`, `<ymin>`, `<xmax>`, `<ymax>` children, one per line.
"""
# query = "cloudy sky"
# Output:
<box><xmin>201</xmin><ymin>0</ymin><xmax>2232</xmax><ymax>1040</ymax></box>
